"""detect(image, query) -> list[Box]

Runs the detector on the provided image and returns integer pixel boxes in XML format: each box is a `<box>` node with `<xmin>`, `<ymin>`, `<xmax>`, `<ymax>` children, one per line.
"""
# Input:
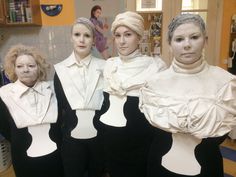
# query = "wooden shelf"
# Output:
<box><xmin>0</xmin><ymin>0</ymin><xmax>41</xmax><ymax>26</ymax></box>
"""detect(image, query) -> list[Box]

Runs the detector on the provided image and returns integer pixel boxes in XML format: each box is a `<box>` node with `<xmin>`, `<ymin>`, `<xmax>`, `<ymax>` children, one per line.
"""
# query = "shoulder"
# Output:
<box><xmin>54</xmin><ymin>53</ymin><xmax>74</xmax><ymax>71</ymax></box>
<box><xmin>0</xmin><ymin>83</ymin><xmax>14</xmax><ymax>92</ymax></box>
<box><xmin>105</xmin><ymin>57</ymin><xmax>119</xmax><ymax>66</ymax></box>
<box><xmin>103</xmin><ymin>57</ymin><xmax>119</xmax><ymax>75</ymax></box>
<box><xmin>208</xmin><ymin>65</ymin><xmax>235</xmax><ymax>82</ymax></box>
<box><xmin>0</xmin><ymin>83</ymin><xmax>15</xmax><ymax>100</ymax></box>
<box><xmin>151</xmin><ymin>56</ymin><xmax>167</xmax><ymax>71</ymax></box>
<box><xmin>141</xmin><ymin>55</ymin><xmax>167</xmax><ymax>72</ymax></box>
<box><xmin>90</xmin><ymin>18</ymin><xmax>98</xmax><ymax>24</ymax></box>
<box><xmin>92</xmin><ymin>56</ymin><xmax>105</xmax><ymax>65</ymax></box>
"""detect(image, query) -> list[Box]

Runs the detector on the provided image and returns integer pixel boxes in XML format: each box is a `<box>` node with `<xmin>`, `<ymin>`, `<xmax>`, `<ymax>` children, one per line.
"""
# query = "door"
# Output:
<box><xmin>161</xmin><ymin>0</ymin><xmax>222</xmax><ymax>65</ymax></box>
<box><xmin>0</xmin><ymin>0</ymin><xmax>6</xmax><ymax>24</ymax></box>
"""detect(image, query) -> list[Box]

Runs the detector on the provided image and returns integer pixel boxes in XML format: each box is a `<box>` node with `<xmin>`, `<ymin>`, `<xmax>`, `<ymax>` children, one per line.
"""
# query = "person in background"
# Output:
<box><xmin>94</xmin><ymin>11</ymin><xmax>166</xmax><ymax>177</ymax></box>
<box><xmin>139</xmin><ymin>13</ymin><xmax>236</xmax><ymax>177</ymax></box>
<box><xmin>54</xmin><ymin>17</ymin><xmax>105</xmax><ymax>177</ymax></box>
<box><xmin>90</xmin><ymin>5</ymin><xmax>110</xmax><ymax>59</ymax></box>
<box><xmin>0</xmin><ymin>44</ymin><xmax>63</xmax><ymax>177</ymax></box>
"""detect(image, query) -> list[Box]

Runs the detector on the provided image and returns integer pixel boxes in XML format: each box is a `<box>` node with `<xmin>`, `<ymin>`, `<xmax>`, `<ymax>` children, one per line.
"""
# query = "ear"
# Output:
<box><xmin>70</xmin><ymin>36</ymin><xmax>73</xmax><ymax>43</ymax></box>
<box><xmin>204</xmin><ymin>36</ymin><xmax>208</xmax><ymax>45</ymax></box>
<box><xmin>93</xmin><ymin>36</ymin><xmax>96</xmax><ymax>46</ymax></box>
<box><xmin>169</xmin><ymin>44</ymin><xmax>173</xmax><ymax>53</ymax></box>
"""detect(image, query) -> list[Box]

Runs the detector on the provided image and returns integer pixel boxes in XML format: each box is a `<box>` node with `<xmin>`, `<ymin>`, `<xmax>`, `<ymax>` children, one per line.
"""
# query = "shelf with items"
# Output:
<box><xmin>138</xmin><ymin>12</ymin><xmax>162</xmax><ymax>57</ymax></box>
<box><xmin>0</xmin><ymin>0</ymin><xmax>42</xmax><ymax>26</ymax></box>
<box><xmin>0</xmin><ymin>0</ymin><xmax>6</xmax><ymax>24</ymax></box>
<box><xmin>228</xmin><ymin>14</ymin><xmax>236</xmax><ymax>75</ymax></box>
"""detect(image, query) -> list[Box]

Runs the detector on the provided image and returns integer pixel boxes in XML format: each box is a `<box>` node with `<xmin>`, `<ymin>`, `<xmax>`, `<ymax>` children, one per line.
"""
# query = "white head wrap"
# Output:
<box><xmin>111</xmin><ymin>11</ymin><xmax>144</xmax><ymax>37</ymax></box>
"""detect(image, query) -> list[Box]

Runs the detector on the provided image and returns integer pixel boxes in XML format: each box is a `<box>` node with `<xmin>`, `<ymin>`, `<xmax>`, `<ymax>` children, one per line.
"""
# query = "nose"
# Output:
<box><xmin>23</xmin><ymin>66</ymin><xmax>29</xmax><ymax>72</ymax></box>
<box><xmin>183</xmin><ymin>39</ymin><xmax>191</xmax><ymax>50</ymax></box>
<box><xmin>119</xmin><ymin>35</ymin><xmax>125</xmax><ymax>44</ymax></box>
<box><xmin>79</xmin><ymin>35</ymin><xmax>85</xmax><ymax>43</ymax></box>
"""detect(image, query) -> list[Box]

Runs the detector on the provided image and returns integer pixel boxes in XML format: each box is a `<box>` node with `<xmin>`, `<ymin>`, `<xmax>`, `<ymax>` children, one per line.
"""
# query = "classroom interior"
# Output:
<box><xmin>0</xmin><ymin>0</ymin><xmax>236</xmax><ymax>177</ymax></box>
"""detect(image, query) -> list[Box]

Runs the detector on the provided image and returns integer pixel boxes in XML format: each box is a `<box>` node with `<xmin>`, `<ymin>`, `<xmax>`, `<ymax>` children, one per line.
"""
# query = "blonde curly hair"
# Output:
<box><xmin>4</xmin><ymin>44</ymin><xmax>50</xmax><ymax>82</ymax></box>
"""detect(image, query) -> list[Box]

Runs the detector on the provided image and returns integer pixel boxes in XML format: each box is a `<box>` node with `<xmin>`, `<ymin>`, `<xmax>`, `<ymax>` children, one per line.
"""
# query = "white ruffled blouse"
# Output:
<box><xmin>104</xmin><ymin>50</ymin><xmax>167</xmax><ymax>97</ymax></box>
<box><xmin>139</xmin><ymin>58</ymin><xmax>236</xmax><ymax>139</ymax></box>
<box><xmin>0</xmin><ymin>80</ymin><xmax>58</xmax><ymax>128</ymax></box>
<box><xmin>54</xmin><ymin>52</ymin><xmax>105</xmax><ymax>110</ymax></box>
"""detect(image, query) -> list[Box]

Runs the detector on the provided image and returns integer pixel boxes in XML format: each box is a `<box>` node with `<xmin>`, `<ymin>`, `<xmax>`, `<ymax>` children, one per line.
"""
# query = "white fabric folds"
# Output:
<box><xmin>0</xmin><ymin>80</ymin><xmax>58</xmax><ymax>128</ymax></box>
<box><xmin>54</xmin><ymin>52</ymin><xmax>105</xmax><ymax>110</ymax></box>
<box><xmin>139</xmin><ymin>59</ymin><xmax>236</xmax><ymax>138</ymax></box>
<box><xmin>103</xmin><ymin>50</ymin><xmax>166</xmax><ymax>97</ymax></box>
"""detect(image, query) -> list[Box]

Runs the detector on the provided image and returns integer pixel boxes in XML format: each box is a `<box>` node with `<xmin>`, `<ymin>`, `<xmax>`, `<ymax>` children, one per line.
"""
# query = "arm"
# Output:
<box><xmin>0</xmin><ymin>98</ymin><xmax>11</xmax><ymax>141</ymax></box>
<box><xmin>53</xmin><ymin>73</ymin><xmax>67</xmax><ymax>127</ymax></box>
<box><xmin>91</xmin><ymin>18</ymin><xmax>108</xmax><ymax>34</ymax></box>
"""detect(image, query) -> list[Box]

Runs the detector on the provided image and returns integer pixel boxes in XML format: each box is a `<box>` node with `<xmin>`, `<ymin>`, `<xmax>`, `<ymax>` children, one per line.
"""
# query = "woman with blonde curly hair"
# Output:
<box><xmin>4</xmin><ymin>44</ymin><xmax>49</xmax><ymax>83</ymax></box>
<box><xmin>0</xmin><ymin>44</ymin><xmax>64</xmax><ymax>177</ymax></box>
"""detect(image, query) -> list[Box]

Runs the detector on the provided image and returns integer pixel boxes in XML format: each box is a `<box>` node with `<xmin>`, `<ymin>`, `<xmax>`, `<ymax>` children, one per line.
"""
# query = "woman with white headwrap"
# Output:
<box><xmin>94</xmin><ymin>11</ymin><xmax>166</xmax><ymax>177</ymax></box>
<box><xmin>54</xmin><ymin>17</ymin><xmax>105</xmax><ymax>177</ymax></box>
<box><xmin>139</xmin><ymin>14</ymin><xmax>236</xmax><ymax>177</ymax></box>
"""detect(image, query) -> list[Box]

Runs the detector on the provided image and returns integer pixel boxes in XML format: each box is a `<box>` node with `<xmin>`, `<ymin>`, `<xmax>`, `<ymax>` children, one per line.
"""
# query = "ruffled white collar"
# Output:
<box><xmin>66</xmin><ymin>53</ymin><xmax>92</xmax><ymax>68</ymax></box>
<box><xmin>118</xmin><ymin>49</ymin><xmax>142</xmax><ymax>62</ymax></box>
<box><xmin>104</xmin><ymin>49</ymin><xmax>158</xmax><ymax>96</ymax></box>
<box><xmin>172</xmin><ymin>57</ymin><xmax>206</xmax><ymax>74</ymax></box>
<box><xmin>0</xmin><ymin>81</ymin><xmax>58</xmax><ymax>128</ymax></box>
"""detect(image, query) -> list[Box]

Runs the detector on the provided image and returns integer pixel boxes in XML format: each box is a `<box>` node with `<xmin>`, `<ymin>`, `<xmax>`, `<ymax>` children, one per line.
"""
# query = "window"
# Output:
<box><xmin>136</xmin><ymin>0</ymin><xmax>162</xmax><ymax>12</ymax></box>
<box><xmin>181</xmin><ymin>0</ymin><xmax>208</xmax><ymax>22</ymax></box>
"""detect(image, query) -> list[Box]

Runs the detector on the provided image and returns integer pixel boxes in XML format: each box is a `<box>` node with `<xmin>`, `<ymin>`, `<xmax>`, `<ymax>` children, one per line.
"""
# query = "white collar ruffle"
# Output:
<box><xmin>104</xmin><ymin>50</ymin><xmax>166</xmax><ymax>96</ymax></box>
<box><xmin>0</xmin><ymin>80</ymin><xmax>58</xmax><ymax>128</ymax></box>
<box><xmin>172</xmin><ymin>57</ymin><xmax>206</xmax><ymax>74</ymax></box>
<box><xmin>54</xmin><ymin>52</ymin><xmax>105</xmax><ymax>110</ymax></box>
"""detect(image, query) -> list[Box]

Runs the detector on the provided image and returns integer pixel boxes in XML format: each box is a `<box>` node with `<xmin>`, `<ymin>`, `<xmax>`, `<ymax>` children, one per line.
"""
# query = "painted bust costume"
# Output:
<box><xmin>94</xmin><ymin>11</ymin><xmax>166</xmax><ymax>177</ymax></box>
<box><xmin>0</xmin><ymin>44</ymin><xmax>63</xmax><ymax>177</ymax></box>
<box><xmin>54</xmin><ymin>17</ymin><xmax>105</xmax><ymax>177</ymax></box>
<box><xmin>139</xmin><ymin>14</ymin><xmax>236</xmax><ymax>177</ymax></box>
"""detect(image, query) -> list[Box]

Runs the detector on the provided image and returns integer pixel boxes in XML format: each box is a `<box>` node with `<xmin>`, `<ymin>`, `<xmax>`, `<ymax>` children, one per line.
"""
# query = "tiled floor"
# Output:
<box><xmin>0</xmin><ymin>166</ymin><xmax>15</xmax><ymax>177</ymax></box>
<box><xmin>222</xmin><ymin>138</ymin><xmax>236</xmax><ymax>177</ymax></box>
<box><xmin>0</xmin><ymin>138</ymin><xmax>236</xmax><ymax>177</ymax></box>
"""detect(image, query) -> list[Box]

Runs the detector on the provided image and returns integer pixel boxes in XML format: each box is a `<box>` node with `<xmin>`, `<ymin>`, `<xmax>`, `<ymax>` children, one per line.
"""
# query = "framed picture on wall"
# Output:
<box><xmin>136</xmin><ymin>0</ymin><xmax>162</xmax><ymax>12</ymax></box>
<box><xmin>140</xmin><ymin>42</ymin><xmax>151</xmax><ymax>56</ymax></box>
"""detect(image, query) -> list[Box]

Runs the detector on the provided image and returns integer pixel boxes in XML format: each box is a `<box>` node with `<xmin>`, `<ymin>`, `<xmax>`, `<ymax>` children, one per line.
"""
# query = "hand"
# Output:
<box><xmin>104</xmin><ymin>23</ymin><xmax>109</xmax><ymax>30</ymax></box>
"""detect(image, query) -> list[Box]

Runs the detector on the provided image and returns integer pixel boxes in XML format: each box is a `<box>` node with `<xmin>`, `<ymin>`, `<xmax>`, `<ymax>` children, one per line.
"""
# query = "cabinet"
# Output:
<box><xmin>228</xmin><ymin>15</ymin><xmax>236</xmax><ymax>75</ymax></box>
<box><xmin>0</xmin><ymin>0</ymin><xmax>41</xmax><ymax>26</ymax></box>
<box><xmin>0</xmin><ymin>0</ymin><xmax>5</xmax><ymax>24</ymax></box>
<box><xmin>138</xmin><ymin>12</ymin><xmax>162</xmax><ymax>56</ymax></box>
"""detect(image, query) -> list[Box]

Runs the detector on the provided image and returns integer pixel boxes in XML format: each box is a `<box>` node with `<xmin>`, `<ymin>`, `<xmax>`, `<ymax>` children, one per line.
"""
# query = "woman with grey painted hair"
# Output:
<box><xmin>94</xmin><ymin>11</ymin><xmax>166</xmax><ymax>177</ymax></box>
<box><xmin>139</xmin><ymin>13</ymin><xmax>236</xmax><ymax>177</ymax></box>
<box><xmin>54</xmin><ymin>17</ymin><xmax>105</xmax><ymax>177</ymax></box>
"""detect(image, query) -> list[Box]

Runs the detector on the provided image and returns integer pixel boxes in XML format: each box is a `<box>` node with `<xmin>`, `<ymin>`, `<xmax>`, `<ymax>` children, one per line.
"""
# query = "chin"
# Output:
<box><xmin>178</xmin><ymin>58</ymin><xmax>200</xmax><ymax>65</ymax></box>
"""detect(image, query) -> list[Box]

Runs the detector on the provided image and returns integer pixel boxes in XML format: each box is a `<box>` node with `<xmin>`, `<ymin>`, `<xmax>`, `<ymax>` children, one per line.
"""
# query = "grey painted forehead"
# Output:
<box><xmin>73</xmin><ymin>17</ymin><xmax>95</xmax><ymax>35</ymax></box>
<box><xmin>168</xmin><ymin>14</ymin><xmax>206</xmax><ymax>42</ymax></box>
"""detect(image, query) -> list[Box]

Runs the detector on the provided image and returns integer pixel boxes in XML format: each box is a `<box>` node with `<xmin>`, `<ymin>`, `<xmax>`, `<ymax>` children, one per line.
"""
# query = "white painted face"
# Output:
<box><xmin>15</xmin><ymin>54</ymin><xmax>38</xmax><ymax>87</ymax></box>
<box><xmin>71</xmin><ymin>23</ymin><xmax>94</xmax><ymax>59</ymax></box>
<box><xmin>114</xmin><ymin>26</ymin><xmax>141</xmax><ymax>56</ymax></box>
<box><xmin>170</xmin><ymin>23</ymin><xmax>206</xmax><ymax>64</ymax></box>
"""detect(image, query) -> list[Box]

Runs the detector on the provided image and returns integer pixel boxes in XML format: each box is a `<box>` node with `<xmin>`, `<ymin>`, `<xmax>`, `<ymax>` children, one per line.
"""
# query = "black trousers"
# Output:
<box><xmin>147</xmin><ymin>129</ymin><xmax>227</xmax><ymax>177</ymax></box>
<box><xmin>61</xmin><ymin>136</ymin><xmax>105</xmax><ymax>177</ymax></box>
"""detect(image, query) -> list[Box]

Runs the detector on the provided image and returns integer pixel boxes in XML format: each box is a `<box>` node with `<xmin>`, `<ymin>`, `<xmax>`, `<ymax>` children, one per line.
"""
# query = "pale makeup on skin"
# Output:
<box><xmin>170</xmin><ymin>23</ymin><xmax>207</xmax><ymax>64</ymax></box>
<box><xmin>114</xmin><ymin>26</ymin><xmax>141</xmax><ymax>56</ymax></box>
<box><xmin>14</xmin><ymin>54</ymin><xmax>39</xmax><ymax>87</ymax></box>
<box><xmin>71</xmin><ymin>23</ymin><xmax>94</xmax><ymax>60</ymax></box>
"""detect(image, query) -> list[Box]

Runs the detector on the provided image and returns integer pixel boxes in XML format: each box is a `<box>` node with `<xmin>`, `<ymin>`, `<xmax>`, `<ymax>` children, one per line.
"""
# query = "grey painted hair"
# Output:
<box><xmin>72</xmin><ymin>17</ymin><xmax>95</xmax><ymax>36</ymax></box>
<box><xmin>168</xmin><ymin>14</ymin><xmax>206</xmax><ymax>44</ymax></box>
